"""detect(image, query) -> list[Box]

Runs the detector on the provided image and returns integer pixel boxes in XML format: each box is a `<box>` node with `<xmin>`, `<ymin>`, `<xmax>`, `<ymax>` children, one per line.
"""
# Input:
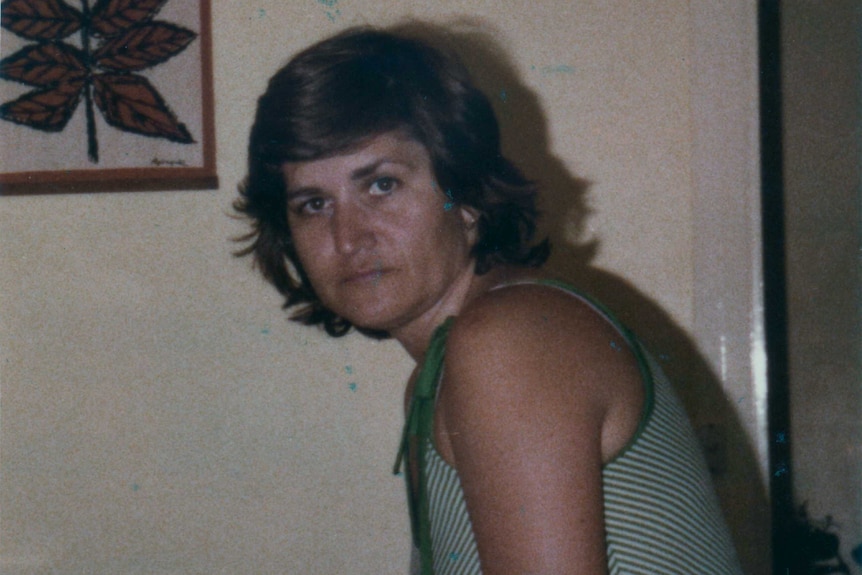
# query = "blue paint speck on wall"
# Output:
<box><xmin>316</xmin><ymin>0</ymin><xmax>341</xmax><ymax>21</ymax></box>
<box><xmin>540</xmin><ymin>65</ymin><xmax>575</xmax><ymax>74</ymax></box>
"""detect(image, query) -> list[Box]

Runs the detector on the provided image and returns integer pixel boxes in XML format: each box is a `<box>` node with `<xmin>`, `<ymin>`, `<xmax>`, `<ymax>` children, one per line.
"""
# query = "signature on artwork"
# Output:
<box><xmin>151</xmin><ymin>158</ymin><xmax>187</xmax><ymax>167</ymax></box>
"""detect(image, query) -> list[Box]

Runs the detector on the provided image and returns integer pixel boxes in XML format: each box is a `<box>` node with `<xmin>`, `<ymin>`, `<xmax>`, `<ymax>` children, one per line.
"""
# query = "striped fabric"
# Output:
<box><xmin>602</xmin><ymin>350</ymin><xmax>743</xmax><ymax>574</ymax></box>
<box><xmin>404</xmin><ymin>281</ymin><xmax>744</xmax><ymax>574</ymax></box>
<box><xmin>423</xmin><ymin>443</ymin><xmax>482</xmax><ymax>575</ymax></box>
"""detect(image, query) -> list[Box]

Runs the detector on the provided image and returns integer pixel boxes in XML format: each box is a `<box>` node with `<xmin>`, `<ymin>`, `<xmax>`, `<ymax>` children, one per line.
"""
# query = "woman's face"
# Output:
<box><xmin>282</xmin><ymin>131</ymin><xmax>477</xmax><ymax>335</ymax></box>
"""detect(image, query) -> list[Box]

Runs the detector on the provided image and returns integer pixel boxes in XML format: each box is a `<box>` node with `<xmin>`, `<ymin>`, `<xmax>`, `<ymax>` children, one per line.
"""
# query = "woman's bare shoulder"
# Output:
<box><xmin>440</xmin><ymin>280</ymin><xmax>644</xmax><ymax>462</ymax></box>
<box><xmin>436</xmin><ymin>280</ymin><xmax>643</xmax><ymax>572</ymax></box>
<box><xmin>447</xmin><ymin>280</ymin><xmax>635</xmax><ymax>374</ymax></box>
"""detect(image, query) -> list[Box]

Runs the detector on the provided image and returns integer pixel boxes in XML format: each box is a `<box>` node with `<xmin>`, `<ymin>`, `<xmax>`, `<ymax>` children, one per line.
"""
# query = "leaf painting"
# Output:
<box><xmin>0</xmin><ymin>0</ymin><xmax>197</xmax><ymax>163</ymax></box>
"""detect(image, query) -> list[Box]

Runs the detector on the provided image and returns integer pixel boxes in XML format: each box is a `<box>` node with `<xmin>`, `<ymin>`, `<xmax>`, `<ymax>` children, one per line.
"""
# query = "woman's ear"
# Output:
<box><xmin>460</xmin><ymin>206</ymin><xmax>478</xmax><ymax>228</ymax></box>
<box><xmin>459</xmin><ymin>206</ymin><xmax>480</xmax><ymax>244</ymax></box>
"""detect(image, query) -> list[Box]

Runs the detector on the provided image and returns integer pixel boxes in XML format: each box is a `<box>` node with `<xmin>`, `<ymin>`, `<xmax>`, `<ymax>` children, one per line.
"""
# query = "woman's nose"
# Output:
<box><xmin>331</xmin><ymin>203</ymin><xmax>375</xmax><ymax>255</ymax></box>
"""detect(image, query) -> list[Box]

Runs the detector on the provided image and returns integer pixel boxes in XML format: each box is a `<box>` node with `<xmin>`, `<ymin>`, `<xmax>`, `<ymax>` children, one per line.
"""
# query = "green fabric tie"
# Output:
<box><xmin>394</xmin><ymin>317</ymin><xmax>454</xmax><ymax>575</ymax></box>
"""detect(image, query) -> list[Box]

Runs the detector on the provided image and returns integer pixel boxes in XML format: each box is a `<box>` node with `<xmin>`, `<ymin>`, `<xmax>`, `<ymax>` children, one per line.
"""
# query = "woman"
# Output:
<box><xmin>235</xmin><ymin>26</ymin><xmax>743</xmax><ymax>575</ymax></box>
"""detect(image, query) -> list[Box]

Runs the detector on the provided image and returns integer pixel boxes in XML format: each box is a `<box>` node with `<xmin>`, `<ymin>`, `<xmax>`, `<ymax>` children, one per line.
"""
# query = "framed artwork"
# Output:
<box><xmin>0</xmin><ymin>0</ymin><xmax>217</xmax><ymax>194</ymax></box>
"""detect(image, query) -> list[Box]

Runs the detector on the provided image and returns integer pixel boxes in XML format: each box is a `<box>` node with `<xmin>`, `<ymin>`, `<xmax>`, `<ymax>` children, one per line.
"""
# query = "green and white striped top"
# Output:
<box><xmin>397</xmin><ymin>280</ymin><xmax>744</xmax><ymax>575</ymax></box>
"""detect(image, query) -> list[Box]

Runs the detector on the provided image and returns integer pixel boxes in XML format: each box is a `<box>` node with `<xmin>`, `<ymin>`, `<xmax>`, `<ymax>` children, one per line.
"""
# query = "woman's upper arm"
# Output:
<box><xmin>440</xmin><ymin>288</ymin><xmax>638</xmax><ymax>575</ymax></box>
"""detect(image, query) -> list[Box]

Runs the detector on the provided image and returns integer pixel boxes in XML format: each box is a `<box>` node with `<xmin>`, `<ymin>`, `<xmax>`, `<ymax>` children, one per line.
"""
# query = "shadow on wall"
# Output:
<box><xmin>392</xmin><ymin>19</ymin><xmax>771</xmax><ymax>575</ymax></box>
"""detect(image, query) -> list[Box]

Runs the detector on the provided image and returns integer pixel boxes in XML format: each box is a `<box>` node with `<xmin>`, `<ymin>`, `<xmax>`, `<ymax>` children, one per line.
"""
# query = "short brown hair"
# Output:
<box><xmin>234</xmin><ymin>26</ymin><xmax>549</xmax><ymax>337</ymax></box>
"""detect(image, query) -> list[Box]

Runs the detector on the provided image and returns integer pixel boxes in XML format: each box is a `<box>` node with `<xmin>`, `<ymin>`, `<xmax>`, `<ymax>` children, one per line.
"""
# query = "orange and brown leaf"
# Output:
<box><xmin>0</xmin><ymin>80</ymin><xmax>84</xmax><ymax>131</ymax></box>
<box><xmin>1</xmin><ymin>0</ymin><xmax>83</xmax><ymax>41</ymax></box>
<box><xmin>90</xmin><ymin>0</ymin><xmax>169</xmax><ymax>38</ymax></box>
<box><xmin>92</xmin><ymin>73</ymin><xmax>193</xmax><ymax>142</ymax></box>
<box><xmin>94</xmin><ymin>22</ymin><xmax>196</xmax><ymax>72</ymax></box>
<box><xmin>0</xmin><ymin>43</ymin><xmax>87</xmax><ymax>87</ymax></box>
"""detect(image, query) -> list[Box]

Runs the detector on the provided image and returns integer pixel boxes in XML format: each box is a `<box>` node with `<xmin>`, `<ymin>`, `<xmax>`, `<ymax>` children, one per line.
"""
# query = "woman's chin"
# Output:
<box><xmin>334</xmin><ymin>304</ymin><xmax>399</xmax><ymax>334</ymax></box>
<box><xmin>347</xmin><ymin>314</ymin><xmax>398</xmax><ymax>334</ymax></box>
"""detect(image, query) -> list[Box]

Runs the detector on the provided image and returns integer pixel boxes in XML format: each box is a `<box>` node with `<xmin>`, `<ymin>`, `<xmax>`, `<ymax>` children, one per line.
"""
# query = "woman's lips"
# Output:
<box><xmin>342</xmin><ymin>267</ymin><xmax>390</xmax><ymax>285</ymax></box>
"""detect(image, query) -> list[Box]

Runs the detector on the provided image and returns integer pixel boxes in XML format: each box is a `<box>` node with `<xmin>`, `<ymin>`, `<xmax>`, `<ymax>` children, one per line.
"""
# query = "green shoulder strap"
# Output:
<box><xmin>393</xmin><ymin>317</ymin><xmax>454</xmax><ymax>575</ymax></box>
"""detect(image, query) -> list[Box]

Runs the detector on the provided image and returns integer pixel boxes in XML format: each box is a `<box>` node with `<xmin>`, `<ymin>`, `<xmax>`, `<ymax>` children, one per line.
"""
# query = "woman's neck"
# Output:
<box><xmin>392</xmin><ymin>266</ymin><xmax>535</xmax><ymax>362</ymax></box>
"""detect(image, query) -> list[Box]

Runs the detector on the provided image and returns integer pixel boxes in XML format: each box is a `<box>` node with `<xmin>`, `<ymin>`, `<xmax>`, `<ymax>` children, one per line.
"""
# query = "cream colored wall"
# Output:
<box><xmin>0</xmin><ymin>1</ymin><xmax>768</xmax><ymax>573</ymax></box>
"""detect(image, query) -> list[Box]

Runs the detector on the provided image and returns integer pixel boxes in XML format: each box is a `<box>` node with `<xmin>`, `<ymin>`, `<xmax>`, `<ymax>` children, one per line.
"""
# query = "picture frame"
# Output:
<box><xmin>0</xmin><ymin>0</ymin><xmax>217</xmax><ymax>194</ymax></box>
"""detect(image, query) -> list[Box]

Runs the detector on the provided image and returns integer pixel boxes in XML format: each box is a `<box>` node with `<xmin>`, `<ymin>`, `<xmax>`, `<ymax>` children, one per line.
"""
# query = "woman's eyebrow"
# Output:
<box><xmin>285</xmin><ymin>155</ymin><xmax>417</xmax><ymax>199</ymax></box>
<box><xmin>350</xmin><ymin>157</ymin><xmax>414</xmax><ymax>181</ymax></box>
<box><xmin>285</xmin><ymin>185</ymin><xmax>319</xmax><ymax>201</ymax></box>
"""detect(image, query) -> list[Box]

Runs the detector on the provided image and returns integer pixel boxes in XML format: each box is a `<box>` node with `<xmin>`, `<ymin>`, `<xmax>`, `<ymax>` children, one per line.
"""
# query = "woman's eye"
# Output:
<box><xmin>292</xmin><ymin>197</ymin><xmax>327</xmax><ymax>215</ymax></box>
<box><xmin>369</xmin><ymin>177</ymin><xmax>397</xmax><ymax>195</ymax></box>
